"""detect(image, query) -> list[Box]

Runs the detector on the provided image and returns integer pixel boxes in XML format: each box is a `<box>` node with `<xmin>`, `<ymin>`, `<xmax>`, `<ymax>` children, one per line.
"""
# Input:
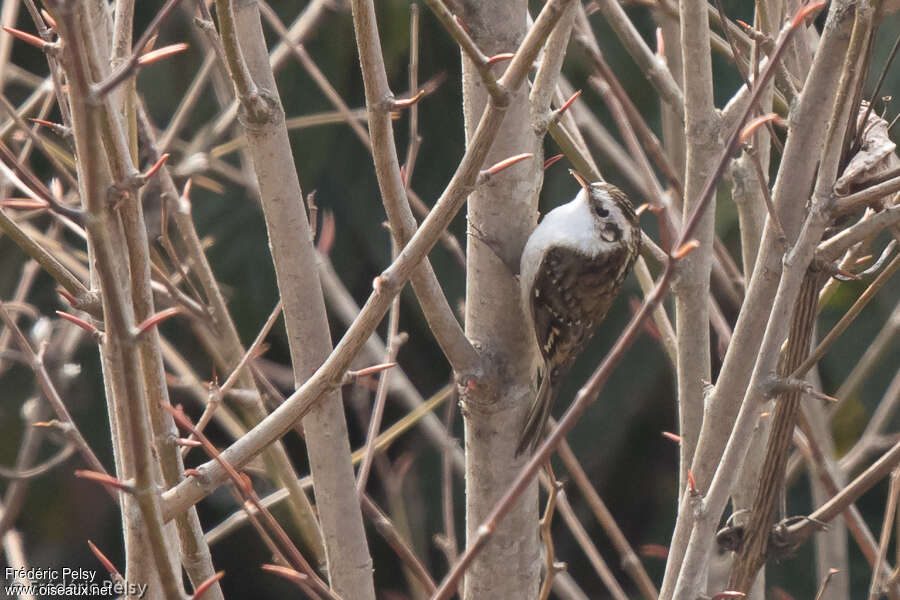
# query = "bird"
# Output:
<box><xmin>516</xmin><ymin>179</ymin><xmax>641</xmax><ymax>456</ymax></box>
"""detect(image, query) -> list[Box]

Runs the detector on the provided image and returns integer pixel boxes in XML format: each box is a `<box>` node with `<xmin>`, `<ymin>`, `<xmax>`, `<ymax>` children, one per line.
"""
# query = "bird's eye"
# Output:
<box><xmin>593</xmin><ymin>204</ymin><xmax>609</xmax><ymax>218</ymax></box>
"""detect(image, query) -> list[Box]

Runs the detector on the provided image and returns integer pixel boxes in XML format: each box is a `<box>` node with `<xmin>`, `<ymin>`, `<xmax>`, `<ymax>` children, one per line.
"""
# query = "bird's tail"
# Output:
<box><xmin>515</xmin><ymin>374</ymin><xmax>560</xmax><ymax>457</ymax></box>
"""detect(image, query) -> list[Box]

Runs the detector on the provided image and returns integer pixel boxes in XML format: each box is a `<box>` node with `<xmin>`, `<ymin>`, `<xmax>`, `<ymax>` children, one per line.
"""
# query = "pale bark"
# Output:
<box><xmin>458</xmin><ymin>2</ymin><xmax>541</xmax><ymax>597</ymax></box>
<box><xmin>222</xmin><ymin>0</ymin><xmax>375</xmax><ymax>597</ymax></box>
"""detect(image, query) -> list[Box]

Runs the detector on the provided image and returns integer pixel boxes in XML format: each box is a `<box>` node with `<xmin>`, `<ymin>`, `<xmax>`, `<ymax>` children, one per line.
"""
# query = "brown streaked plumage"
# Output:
<box><xmin>516</xmin><ymin>181</ymin><xmax>640</xmax><ymax>455</ymax></box>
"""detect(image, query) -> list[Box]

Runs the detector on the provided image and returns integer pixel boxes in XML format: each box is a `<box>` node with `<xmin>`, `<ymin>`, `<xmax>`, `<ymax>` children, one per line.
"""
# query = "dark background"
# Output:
<box><xmin>0</xmin><ymin>1</ymin><xmax>898</xmax><ymax>597</ymax></box>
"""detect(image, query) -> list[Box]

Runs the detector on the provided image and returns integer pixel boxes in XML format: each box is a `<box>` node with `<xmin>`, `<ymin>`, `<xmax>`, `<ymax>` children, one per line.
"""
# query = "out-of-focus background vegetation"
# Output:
<box><xmin>1</xmin><ymin>1</ymin><xmax>898</xmax><ymax>597</ymax></box>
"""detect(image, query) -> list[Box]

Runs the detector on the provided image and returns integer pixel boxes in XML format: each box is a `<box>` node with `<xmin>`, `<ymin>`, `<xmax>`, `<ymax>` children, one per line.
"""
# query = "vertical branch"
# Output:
<box><xmin>726</xmin><ymin>270</ymin><xmax>822</xmax><ymax>591</ymax></box>
<box><xmin>673</xmin><ymin>0</ymin><xmax>721</xmax><ymax>497</ymax></box>
<box><xmin>48</xmin><ymin>1</ymin><xmax>184</xmax><ymax>596</ymax></box>
<box><xmin>218</xmin><ymin>0</ymin><xmax>376</xmax><ymax>597</ymax></box>
<box><xmin>457</xmin><ymin>0</ymin><xmax>573</xmax><ymax>597</ymax></box>
<box><xmin>659</xmin><ymin>3</ymin><xmax>857</xmax><ymax>594</ymax></box>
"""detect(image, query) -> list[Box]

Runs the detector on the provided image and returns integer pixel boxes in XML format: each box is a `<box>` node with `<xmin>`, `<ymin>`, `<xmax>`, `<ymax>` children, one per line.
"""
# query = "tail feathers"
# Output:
<box><xmin>515</xmin><ymin>375</ymin><xmax>559</xmax><ymax>457</ymax></box>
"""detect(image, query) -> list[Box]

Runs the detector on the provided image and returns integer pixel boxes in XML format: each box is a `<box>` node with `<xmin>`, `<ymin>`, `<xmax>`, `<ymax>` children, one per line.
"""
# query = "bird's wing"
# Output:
<box><xmin>530</xmin><ymin>245</ymin><xmax>630</xmax><ymax>374</ymax></box>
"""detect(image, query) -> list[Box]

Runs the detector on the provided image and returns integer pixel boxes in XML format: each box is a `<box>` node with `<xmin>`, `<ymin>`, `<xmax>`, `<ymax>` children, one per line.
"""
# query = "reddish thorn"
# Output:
<box><xmin>854</xmin><ymin>254</ymin><xmax>874</xmax><ymax>265</ymax></box>
<box><xmin>711</xmin><ymin>593</ymin><xmax>747</xmax><ymax>599</ymax></box>
<box><xmin>735</xmin><ymin>19</ymin><xmax>751</xmax><ymax>30</ymax></box>
<box><xmin>181</xmin><ymin>178</ymin><xmax>193</xmax><ymax>202</ymax></box>
<box><xmin>485</xmin><ymin>153</ymin><xmax>532</xmax><ymax>176</ymax></box>
<box><xmin>568</xmin><ymin>169</ymin><xmax>589</xmax><ymax>189</ymax></box>
<box><xmin>144</xmin><ymin>33</ymin><xmax>159</xmax><ymax>55</ymax></box>
<box><xmin>828</xmin><ymin>568</ymin><xmax>840</xmax><ymax>575</ymax></box>
<box><xmin>87</xmin><ymin>540</ymin><xmax>120</xmax><ymax>577</ymax></box>
<box><xmin>543</xmin><ymin>154</ymin><xmax>564</xmax><ymax>170</ymax></box>
<box><xmin>740</xmin><ymin>113</ymin><xmax>781</xmax><ymax>143</ymax></box>
<box><xmin>176</xmin><ymin>438</ymin><xmax>202</xmax><ymax>447</ymax></box>
<box><xmin>393</xmin><ymin>89</ymin><xmax>425</xmax><ymax>109</ymax></box>
<box><xmin>28</xmin><ymin>117</ymin><xmax>58</xmax><ymax>129</ymax></box>
<box><xmin>74</xmin><ymin>469</ymin><xmax>129</xmax><ymax>491</ymax></box>
<box><xmin>2</xmin><ymin>198</ymin><xmax>48</xmax><ymax>209</ymax></box>
<box><xmin>687</xmin><ymin>469</ymin><xmax>696</xmax><ymax>492</ymax></box>
<box><xmin>372</xmin><ymin>275</ymin><xmax>384</xmax><ymax>292</ymax></box>
<box><xmin>655</xmin><ymin>27</ymin><xmax>664</xmax><ymax>58</ymax></box>
<box><xmin>486</xmin><ymin>52</ymin><xmax>515</xmax><ymax>65</ymax></box>
<box><xmin>354</xmin><ymin>362</ymin><xmax>398</xmax><ymax>378</ymax></box>
<box><xmin>142</xmin><ymin>153</ymin><xmax>170</xmax><ymax>180</ymax></box>
<box><xmin>316</xmin><ymin>210</ymin><xmax>336</xmax><ymax>255</ymax></box>
<box><xmin>760</xmin><ymin>411</ymin><xmax>771</xmax><ymax>418</ymax></box>
<box><xmin>454</xmin><ymin>15</ymin><xmax>472</xmax><ymax>36</ymax></box>
<box><xmin>792</xmin><ymin>0</ymin><xmax>826</xmax><ymax>28</ymax></box>
<box><xmin>662</xmin><ymin>431</ymin><xmax>682</xmax><ymax>443</ymax></box>
<box><xmin>137</xmin><ymin>307</ymin><xmax>181</xmax><ymax>334</ymax></box>
<box><xmin>56</xmin><ymin>287</ymin><xmax>77</xmax><ymax>306</ymax></box>
<box><xmin>137</xmin><ymin>42</ymin><xmax>189</xmax><ymax>66</ymax></box>
<box><xmin>635</xmin><ymin>203</ymin><xmax>650</xmax><ymax>216</ymax></box>
<box><xmin>2</xmin><ymin>26</ymin><xmax>48</xmax><ymax>50</ymax></box>
<box><xmin>39</xmin><ymin>9</ymin><xmax>57</xmax><ymax>31</ymax></box>
<box><xmin>184</xmin><ymin>468</ymin><xmax>202</xmax><ymax>478</ymax></box>
<box><xmin>400</xmin><ymin>165</ymin><xmax>407</xmax><ymax>187</ymax></box>
<box><xmin>672</xmin><ymin>239</ymin><xmax>701</xmax><ymax>260</ymax></box>
<box><xmin>557</xmin><ymin>89</ymin><xmax>582</xmax><ymax>116</ymax></box>
<box><xmin>191</xmin><ymin>571</ymin><xmax>225</xmax><ymax>599</ymax></box>
<box><xmin>55</xmin><ymin>310</ymin><xmax>98</xmax><ymax>334</ymax></box>
<box><xmin>261</xmin><ymin>564</ymin><xmax>308</xmax><ymax>585</ymax></box>
<box><xmin>639</xmin><ymin>543</ymin><xmax>669</xmax><ymax>559</ymax></box>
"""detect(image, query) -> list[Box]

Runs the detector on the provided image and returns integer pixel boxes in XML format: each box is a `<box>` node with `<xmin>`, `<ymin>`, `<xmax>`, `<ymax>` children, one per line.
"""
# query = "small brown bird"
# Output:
<box><xmin>516</xmin><ymin>180</ymin><xmax>641</xmax><ymax>455</ymax></box>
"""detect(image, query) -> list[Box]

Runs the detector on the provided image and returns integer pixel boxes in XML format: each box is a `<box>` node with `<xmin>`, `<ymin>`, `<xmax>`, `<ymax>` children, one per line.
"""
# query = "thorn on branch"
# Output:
<box><xmin>479</xmin><ymin>153</ymin><xmax>533</xmax><ymax>181</ymax></box>
<box><xmin>261</xmin><ymin>564</ymin><xmax>308</xmax><ymax>586</ymax></box>
<box><xmin>393</xmin><ymin>89</ymin><xmax>426</xmax><ymax>110</ymax></box>
<box><xmin>28</xmin><ymin>118</ymin><xmax>71</xmax><ymax>139</ymax></box>
<box><xmin>740</xmin><ymin>114</ymin><xmax>784</xmax><ymax>143</ymax></box>
<box><xmin>55</xmin><ymin>310</ymin><xmax>100</xmax><ymax>337</ymax></box>
<box><xmin>2</xmin><ymin>26</ymin><xmax>56</xmax><ymax>52</ymax></box>
<box><xmin>662</xmin><ymin>431</ymin><xmax>681</xmax><ymax>444</ymax></box>
<box><xmin>87</xmin><ymin>540</ymin><xmax>121</xmax><ymax>578</ymax></box>
<box><xmin>672</xmin><ymin>239</ymin><xmax>701</xmax><ymax>260</ymax></box>
<box><xmin>343</xmin><ymin>362</ymin><xmax>398</xmax><ymax>386</ymax></box>
<box><xmin>485</xmin><ymin>52</ymin><xmax>515</xmax><ymax>65</ymax></box>
<box><xmin>136</xmin><ymin>307</ymin><xmax>181</xmax><ymax>335</ymax></box>
<box><xmin>39</xmin><ymin>10</ymin><xmax>57</xmax><ymax>31</ymax></box>
<box><xmin>137</xmin><ymin>42</ymin><xmax>189</xmax><ymax>66</ymax></box>
<box><xmin>140</xmin><ymin>153</ymin><xmax>170</xmax><ymax>183</ymax></box>
<box><xmin>792</xmin><ymin>0</ymin><xmax>827</xmax><ymax>28</ymax></box>
<box><xmin>74</xmin><ymin>469</ymin><xmax>133</xmax><ymax>493</ymax></box>
<box><xmin>548</xmin><ymin>89</ymin><xmax>582</xmax><ymax>126</ymax></box>
<box><xmin>191</xmin><ymin>571</ymin><xmax>225</xmax><ymax>599</ymax></box>
<box><xmin>543</xmin><ymin>154</ymin><xmax>564</xmax><ymax>170</ymax></box>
